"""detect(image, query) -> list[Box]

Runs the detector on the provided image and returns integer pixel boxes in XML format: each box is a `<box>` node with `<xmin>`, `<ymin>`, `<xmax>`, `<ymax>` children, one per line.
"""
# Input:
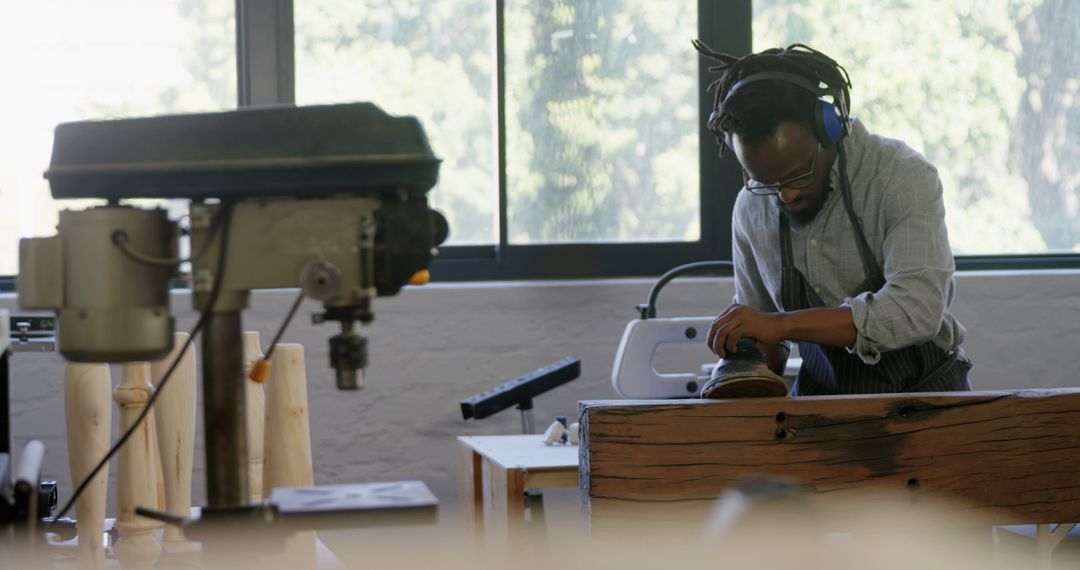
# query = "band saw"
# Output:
<box><xmin>611</xmin><ymin>261</ymin><xmax>798</xmax><ymax>399</ymax></box>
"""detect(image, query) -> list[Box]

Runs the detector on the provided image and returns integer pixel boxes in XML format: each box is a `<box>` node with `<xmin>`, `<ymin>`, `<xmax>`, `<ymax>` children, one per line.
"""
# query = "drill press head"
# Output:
<box><xmin>20</xmin><ymin>102</ymin><xmax>449</xmax><ymax>379</ymax></box>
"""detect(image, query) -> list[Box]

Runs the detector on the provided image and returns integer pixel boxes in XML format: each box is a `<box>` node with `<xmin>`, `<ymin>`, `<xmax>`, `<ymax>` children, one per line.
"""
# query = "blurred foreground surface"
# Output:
<box><xmin>13</xmin><ymin>485</ymin><xmax>1080</xmax><ymax>569</ymax></box>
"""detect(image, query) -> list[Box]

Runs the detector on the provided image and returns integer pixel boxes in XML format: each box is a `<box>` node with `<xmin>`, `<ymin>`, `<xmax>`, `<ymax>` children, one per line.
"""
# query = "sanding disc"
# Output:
<box><xmin>700</xmin><ymin>373</ymin><xmax>789</xmax><ymax>399</ymax></box>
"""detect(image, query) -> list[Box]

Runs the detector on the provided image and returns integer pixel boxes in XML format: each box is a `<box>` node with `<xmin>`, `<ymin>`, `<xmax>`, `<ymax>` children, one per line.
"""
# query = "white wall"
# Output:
<box><xmin>3</xmin><ymin>270</ymin><xmax>1079</xmax><ymax>515</ymax></box>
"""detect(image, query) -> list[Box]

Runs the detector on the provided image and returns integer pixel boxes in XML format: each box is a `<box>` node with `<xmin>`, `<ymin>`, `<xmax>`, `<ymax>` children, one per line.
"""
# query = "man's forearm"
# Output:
<box><xmin>779</xmin><ymin>308</ymin><xmax>857</xmax><ymax>348</ymax></box>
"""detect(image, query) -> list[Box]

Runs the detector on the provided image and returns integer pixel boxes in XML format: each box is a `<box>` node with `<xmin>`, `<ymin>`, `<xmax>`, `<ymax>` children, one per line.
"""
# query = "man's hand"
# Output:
<box><xmin>707</xmin><ymin>304</ymin><xmax>788</xmax><ymax>357</ymax></box>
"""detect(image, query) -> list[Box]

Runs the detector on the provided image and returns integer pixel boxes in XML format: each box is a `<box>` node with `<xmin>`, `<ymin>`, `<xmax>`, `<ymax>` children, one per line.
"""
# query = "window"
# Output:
<box><xmin>3</xmin><ymin>1</ymin><xmax>1075</xmax><ymax>282</ymax></box>
<box><xmin>0</xmin><ymin>0</ymin><xmax>236</xmax><ymax>276</ymax></box>
<box><xmin>291</xmin><ymin>0</ymin><xmax>726</xmax><ymax>280</ymax></box>
<box><xmin>754</xmin><ymin>0</ymin><xmax>1080</xmax><ymax>256</ymax></box>
<box><xmin>295</xmin><ymin>1</ymin><xmax>498</xmax><ymax>245</ymax></box>
<box><xmin>295</xmin><ymin>0</ymin><xmax>701</xmax><ymax>251</ymax></box>
<box><xmin>503</xmin><ymin>1</ymin><xmax>700</xmax><ymax>244</ymax></box>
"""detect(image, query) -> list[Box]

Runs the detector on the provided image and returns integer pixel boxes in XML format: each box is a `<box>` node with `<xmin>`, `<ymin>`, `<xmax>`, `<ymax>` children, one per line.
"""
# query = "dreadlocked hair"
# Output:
<box><xmin>691</xmin><ymin>40</ymin><xmax>852</xmax><ymax>152</ymax></box>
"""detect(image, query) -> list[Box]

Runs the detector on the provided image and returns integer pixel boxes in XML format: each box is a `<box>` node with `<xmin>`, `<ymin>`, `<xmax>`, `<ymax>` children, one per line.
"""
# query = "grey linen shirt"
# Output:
<box><xmin>731</xmin><ymin>118</ymin><xmax>966</xmax><ymax>365</ymax></box>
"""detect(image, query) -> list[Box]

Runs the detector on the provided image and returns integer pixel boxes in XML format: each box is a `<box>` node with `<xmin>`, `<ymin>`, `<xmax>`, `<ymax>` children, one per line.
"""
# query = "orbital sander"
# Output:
<box><xmin>700</xmin><ymin>337</ymin><xmax>789</xmax><ymax>399</ymax></box>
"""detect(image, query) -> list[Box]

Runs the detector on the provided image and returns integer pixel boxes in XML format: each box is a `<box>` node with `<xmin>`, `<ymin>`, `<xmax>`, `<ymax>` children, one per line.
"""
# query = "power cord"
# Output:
<box><xmin>49</xmin><ymin>200</ymin><xmax>236</xmax><ymax>525</ymax></box>
<box><xmin>111</xmin><ymin>206</ymin><xmax>226</xmax><ymax>267</ymax></box>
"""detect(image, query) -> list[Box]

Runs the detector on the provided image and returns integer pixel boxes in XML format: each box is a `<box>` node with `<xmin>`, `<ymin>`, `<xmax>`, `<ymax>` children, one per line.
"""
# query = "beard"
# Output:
<box><xmin>779</xmin><ymin>187</ymin><xmax>831</xmax><ymax>226</ymax></box>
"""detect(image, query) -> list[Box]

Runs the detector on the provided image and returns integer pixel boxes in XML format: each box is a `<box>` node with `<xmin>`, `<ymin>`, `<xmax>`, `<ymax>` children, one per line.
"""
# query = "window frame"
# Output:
<box><xmin>430</xmin><ymin>0</ymin><xmax>1080</xmax><ymax>278</ymax></box>
<box><xmin>431</xmin><ymin>0</ymin><xmax>746</xmax><ymax>280</ymax></box>
<box><xmin>0</xmin><ymin>0</ymin><xmax>1074</xmax><ymax>293</ymax></box>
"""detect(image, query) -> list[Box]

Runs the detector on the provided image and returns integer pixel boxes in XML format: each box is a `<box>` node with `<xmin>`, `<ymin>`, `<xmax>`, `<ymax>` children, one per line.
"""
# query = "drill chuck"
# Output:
<box><xmin>329</xmin><ymin>330</ymin><xmax>368</xmax><ymax>390</ymax></box>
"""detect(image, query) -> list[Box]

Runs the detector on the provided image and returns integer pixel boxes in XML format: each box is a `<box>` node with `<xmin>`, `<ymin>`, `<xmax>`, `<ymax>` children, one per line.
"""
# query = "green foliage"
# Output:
<box><xmin>81</xmin><ymin>0</ymin><xmax>1077</xmax><ymax>254</ymax></box>
<box><xmin>505</xmin><ymin>0</ymin><xmax>699</xmax><ymax>243</ymax></box>
<box><xmin>295</xmin><ymin>0</ymin><xmax>497</xmax><ymax>244</ymax></box>
<box><xmin>78</xmin><ymin>0</ymin><xmax>235</xmax><ymax>119</ymax></box>
<box><xmin>755</xmin><ymin>0</ymin><xmax>1078</xmax><ymax>254</ymax></box>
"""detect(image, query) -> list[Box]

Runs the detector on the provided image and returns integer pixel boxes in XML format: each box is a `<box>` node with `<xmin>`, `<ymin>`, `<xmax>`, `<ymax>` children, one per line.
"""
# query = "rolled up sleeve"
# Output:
<box><xmin>840</xmin><ymin>161</ymin><xmax>955</xmax><ymax>364</ymax></box>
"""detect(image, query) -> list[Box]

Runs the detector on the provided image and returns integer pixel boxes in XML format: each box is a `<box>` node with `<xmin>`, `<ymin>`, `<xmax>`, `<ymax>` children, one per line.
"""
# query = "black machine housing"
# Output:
<box><xmin>45</xmin><ymin>102</ymin><xmax>448</xmax><ymax>297</ymax></box>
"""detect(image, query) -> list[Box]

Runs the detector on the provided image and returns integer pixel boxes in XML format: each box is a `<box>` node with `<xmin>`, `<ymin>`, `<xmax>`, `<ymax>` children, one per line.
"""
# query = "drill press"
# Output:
<box><xmin>18</xmin><ymin>102</ymin><xmax>448</xmax><ymax>556</ymax></box>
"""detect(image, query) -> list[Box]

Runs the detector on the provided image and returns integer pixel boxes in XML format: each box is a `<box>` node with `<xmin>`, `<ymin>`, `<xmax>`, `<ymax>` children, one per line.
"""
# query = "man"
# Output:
<box><xmin>692</xmin><ymin>41</ymin><xmax>971</xmax><ymax>395</ymax></box>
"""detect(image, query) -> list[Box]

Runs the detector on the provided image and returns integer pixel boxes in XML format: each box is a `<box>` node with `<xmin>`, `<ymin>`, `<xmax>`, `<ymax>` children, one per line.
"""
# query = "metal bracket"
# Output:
<box><xmin>1035</xmin><ymin>522</ymin><xmax>1078</xmax><ymax>569</ymax></box>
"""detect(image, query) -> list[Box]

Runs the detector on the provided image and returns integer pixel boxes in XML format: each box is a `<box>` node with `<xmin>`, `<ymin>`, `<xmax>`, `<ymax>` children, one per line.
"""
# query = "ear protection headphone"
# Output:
<box><xmin>717</xmin><ymin>70</ymin><xmax>849</xmax><ymax>150</ymax></box>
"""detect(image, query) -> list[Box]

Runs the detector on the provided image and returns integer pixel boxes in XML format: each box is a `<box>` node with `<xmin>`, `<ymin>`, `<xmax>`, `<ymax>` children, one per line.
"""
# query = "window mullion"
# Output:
<box><xmin>236</xmin><ymin>0</ymin><xmax>295</xmax><ymax>107</ymax></box>
<box><xmin>494</xmin><ymin>0</ymin><xmax>509</xmax><ymax>250</ymax></box>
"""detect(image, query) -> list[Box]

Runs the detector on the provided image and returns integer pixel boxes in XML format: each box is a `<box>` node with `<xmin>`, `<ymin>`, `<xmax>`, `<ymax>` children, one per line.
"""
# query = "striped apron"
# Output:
<box><xmin>778</xmin><ymin>183</ymin><xmax>972</xmax><ymax>396</ymax></box>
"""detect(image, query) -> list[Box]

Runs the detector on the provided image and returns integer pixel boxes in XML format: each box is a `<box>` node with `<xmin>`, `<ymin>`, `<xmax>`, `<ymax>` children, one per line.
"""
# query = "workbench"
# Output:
<box><xmin>578</xmin><ymin>390</ymin><xmax>1080</xmax><ymax>568</ymax></box>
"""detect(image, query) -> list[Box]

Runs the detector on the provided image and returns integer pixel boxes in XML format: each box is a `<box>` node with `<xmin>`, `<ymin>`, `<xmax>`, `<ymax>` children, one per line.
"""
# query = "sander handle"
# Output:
<box><xmin>639</xmin><ymin>261</ymin><xmax>734</xmax><ymax>319</ymax></box>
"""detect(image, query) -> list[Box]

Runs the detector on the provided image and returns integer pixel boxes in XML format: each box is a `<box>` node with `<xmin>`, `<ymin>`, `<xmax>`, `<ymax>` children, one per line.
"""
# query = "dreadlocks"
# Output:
<box><xmin>691</xmin><ymin>40</ymin><xmax>852</xmax><ymax>153</ymax></box>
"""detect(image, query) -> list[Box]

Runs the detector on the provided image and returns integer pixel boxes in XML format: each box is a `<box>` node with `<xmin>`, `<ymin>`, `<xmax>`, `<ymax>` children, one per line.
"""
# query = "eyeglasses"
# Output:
<box><xmin>742</xmin><ymin>143</ymin><xmax>821</xmax><ymax>197</ymax></box>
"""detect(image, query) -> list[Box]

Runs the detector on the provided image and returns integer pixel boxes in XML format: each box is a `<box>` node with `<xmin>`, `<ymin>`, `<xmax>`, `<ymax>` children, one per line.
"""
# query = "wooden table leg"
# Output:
<box><xmin>458</xmin><ymin>441</ymin><xmax>484</xmax><ymax>542</ymax></box>
<box><xmin>482</xmin><ymin>461</ymin><xmax>526</xmax><ymax>550</ymax></box>
<box><xmin>1035</xmin><ymin>523</ymin><xmax>1077</xmax><ymax>570</ymax></box>
<box><xmin>1036</xmin><ymin>524</ymin><xmax>1052</xmax><ymax>570</ymax></box>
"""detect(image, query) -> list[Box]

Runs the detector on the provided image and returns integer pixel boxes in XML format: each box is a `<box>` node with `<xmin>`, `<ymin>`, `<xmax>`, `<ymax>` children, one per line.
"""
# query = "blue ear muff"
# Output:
<box><xmin>818</xmin><ymin>99</ymin><xmax>844</xmax><ymax>145</ymax></box>
<box><xmin>708</xmin><ymin>109</ymin><xmax>735</xmax><ymax>154</ymax></box>
<box><xmin>717</xmin><ymin>72</ymin><xmax>848</xmax><ymax>153</ymax></box>
<box><xmin>723</xmin><ymin>71</ymin><xmax>849</xmax><ymax>147</ymax></box>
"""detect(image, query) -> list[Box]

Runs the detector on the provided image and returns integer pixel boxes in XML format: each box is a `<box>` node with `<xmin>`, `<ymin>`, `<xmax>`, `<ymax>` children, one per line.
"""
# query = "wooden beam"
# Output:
<box><xmin>579</xmin><ymin>390</ymin><xmax>1080</xmax><ymax>526</ymax></box>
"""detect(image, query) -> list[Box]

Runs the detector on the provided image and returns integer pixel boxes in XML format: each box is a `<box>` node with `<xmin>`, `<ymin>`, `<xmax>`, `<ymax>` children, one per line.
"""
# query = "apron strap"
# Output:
<box><xmin>835</xmin><ymin>143</ymin><xmax>886</xmax><ymax>291</ymax></box>
<box><xmin>905</xmin><ymin>347</ymin><xmax>971</xmax><ymax>392</ymax></box>
<box><xmin>774</xmin><ymin>148</ymin><xmax>970</xmax><ymax>395</ymax></box>
<box><xmin>778</xmin><ymin>216</ymin><xmax>810</xmax><ymax>312</ymax></box>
